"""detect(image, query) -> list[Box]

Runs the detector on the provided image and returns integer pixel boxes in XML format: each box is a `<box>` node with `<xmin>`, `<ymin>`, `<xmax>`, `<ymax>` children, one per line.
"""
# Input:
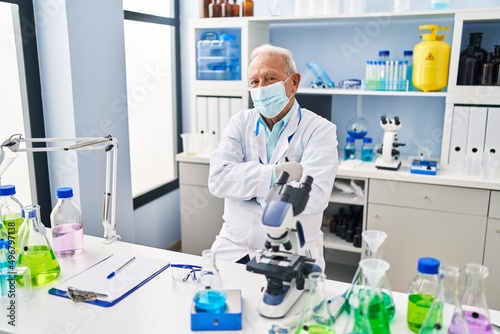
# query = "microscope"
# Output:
<box><xmin>375</xmin><ymin>115</ymin><xmax>406</xmax><ymax>170</ymax></box>
<box><xmin>246</xmin><ymin>172</ymin><xmax>318</xmax><ymax>319</ymax></box>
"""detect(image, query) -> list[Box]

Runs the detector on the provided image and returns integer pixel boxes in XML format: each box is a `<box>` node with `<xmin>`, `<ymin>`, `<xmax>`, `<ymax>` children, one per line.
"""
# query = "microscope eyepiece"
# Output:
<box><xmin>394</xmin><ymin>116</ymin><xmax>400</xmax><ymax>125</ymax></box>
<box><xmin>299</xmin><ymin>176</ymin><xmax>314</xmax><ymax>193</ymax></box>
<box><xmin>277</xmin><ymin>171</ymin><xmax>289</xmax><ymax>185</ymax></box>
<box><xmin>381</xmin><ymin>115</ymin><xmax>387</xmax><ymax>124</ymax></box>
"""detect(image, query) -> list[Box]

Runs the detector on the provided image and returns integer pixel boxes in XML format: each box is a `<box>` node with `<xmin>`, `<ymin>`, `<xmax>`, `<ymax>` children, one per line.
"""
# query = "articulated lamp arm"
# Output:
<box><xmin>0</xmin><ymin>134</ymin><xmax>120</xmax><ymax>243</ymax></box>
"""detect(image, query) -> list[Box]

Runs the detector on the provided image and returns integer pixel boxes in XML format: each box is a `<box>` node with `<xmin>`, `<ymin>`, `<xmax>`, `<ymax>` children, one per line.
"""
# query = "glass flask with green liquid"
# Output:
<box><xmin>353</xmin><ymin>258</ymin><xmax>391</xmax><ymax>334</ymax></box>
<box><xmin>0</xmin><ymin>185</ymin><xmax>24</xmax><ymax>254</ymax></box>
<box><xmin>295</xmin><ymin>272</ymin><xmax>336</xmax><ymax>334</ymax></box>
<box><xmin>17</xmin><ymin>205</ymin><xmax>60</xmax><ymax>286</ymax></box>
<box><xmin>193</xmin><ymin>249</ymin><xmax>226</xmax><ymax>313</ymax></box>
<box><xmin>345</xmin><ymin>230</ymin><xmax>395</xmax><ymax>321</ymax></box>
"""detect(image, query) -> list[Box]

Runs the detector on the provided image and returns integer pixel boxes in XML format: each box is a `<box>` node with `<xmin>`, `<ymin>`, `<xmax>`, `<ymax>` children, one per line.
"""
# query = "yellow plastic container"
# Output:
<box><xmin>412</xmin><ymin>25</ymin><xmax>451</xmax><ymax>92</ymax></box>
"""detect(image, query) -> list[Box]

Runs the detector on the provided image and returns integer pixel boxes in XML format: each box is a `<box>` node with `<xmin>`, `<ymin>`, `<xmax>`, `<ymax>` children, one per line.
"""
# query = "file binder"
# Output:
<box><xmin>448</xmin><ymin>106</ymin><xmax>470</xmax><ymax>165</ymax></box>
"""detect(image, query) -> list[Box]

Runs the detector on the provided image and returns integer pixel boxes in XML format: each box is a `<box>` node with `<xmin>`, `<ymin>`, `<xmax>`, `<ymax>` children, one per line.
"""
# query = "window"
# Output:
<box><xmin>0</xmin><ymin>0</ymin><xmax>50</xmax><ymax>221</ymax></box>
<box><xmin>123</xmin><ymin>0</ymin><xmax>182</xmax><ymax>208</ymax></box>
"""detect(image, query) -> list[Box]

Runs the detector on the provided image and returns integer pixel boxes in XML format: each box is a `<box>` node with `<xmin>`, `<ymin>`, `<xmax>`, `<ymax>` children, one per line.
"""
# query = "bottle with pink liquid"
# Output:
<box><xmin>50</xmin><ymin>187</ymin><xmax>84</xmax><ymax>258</ymax></box>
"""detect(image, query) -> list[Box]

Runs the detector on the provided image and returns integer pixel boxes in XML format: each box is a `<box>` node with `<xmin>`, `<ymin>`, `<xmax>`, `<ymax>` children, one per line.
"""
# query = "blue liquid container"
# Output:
<box><xmin>404</xmin><ymin>50</ymin><xmax>414</xmax><ymax>91</ymax></box>
<box><xmin>197</xmin><ymin>32</ymin><xmax>241</xmax><ymax>80</ymax></box>
<box><xmin>344</xmin><ymin>137</ymin><xmax>356</xmax><ymax>160</ymax></box>
<box><xmin>194</xmin><ymin>290</ymin><xmax>227</xmax><ymax>313</ymax></box>
<box><xmin>361</xmin><ymin>137</ymin><xmax>373</xmax><ymax>162</ymax></box>
<box><xmin>429</xmin><ymin>0</ymin><xmax>450</xmax><ymax>10</ymax></box>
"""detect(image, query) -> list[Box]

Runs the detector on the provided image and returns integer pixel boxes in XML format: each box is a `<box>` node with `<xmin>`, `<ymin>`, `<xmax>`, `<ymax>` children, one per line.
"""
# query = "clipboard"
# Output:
<box><xmin>49</xmin><ymin>252</ymin><xmax>170</xmax><ymax>307</ymax></box>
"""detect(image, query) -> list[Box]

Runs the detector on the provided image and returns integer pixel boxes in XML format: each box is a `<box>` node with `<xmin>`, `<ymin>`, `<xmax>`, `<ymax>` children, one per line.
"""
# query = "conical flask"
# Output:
<box><xmin>17</xmin><ymin>204</ymin><xmax>60</xmax><ymax>286</ymax></box>
<box><xmin>355</xmin><ymin>258</ymin><xmax>391</xmax><ymax>334</ymax></box>
<box><xmin>342</xmin><ymin>292</ymin><xmax>372</xmax><ymax>334</ymax></box>
<box><xmin>459</xmin><ymin>264</ymin><xmax>493</xmax><ymax>334</ymax></box>
<box><xmin>419</xmin><ymin>264</ymin><xmax>469</xmax><ymax>334</ymax></box>
<box><xmin>295</xmin><ymin>272</ymin><xmax>335</xmax><ymax>334</ymax></box>
<box><xmin>193</xmin><ymin>249</ymin><xmax>227</xmax><ymax>313</ymax></box>
<box><xmin>346</xmin><ymin>230</ymin><xmax>395</xmax><ymax>320</ymax></box>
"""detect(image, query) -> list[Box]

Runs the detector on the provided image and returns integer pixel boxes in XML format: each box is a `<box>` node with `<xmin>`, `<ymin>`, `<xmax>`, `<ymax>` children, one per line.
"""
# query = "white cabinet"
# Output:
<box><xmin>484</xmin><ymin>191</ymin><xmax>500</xmax><ymax>310</ymax></box>
<box><xmin>366</xmin><ymin>179</ymin><xmax>489</xmax><ymax>293</ymax></box>
<box><xmin>178</xmin><ymin>160</ymin><xmax>224</xmax><ymax>256</ymax></box>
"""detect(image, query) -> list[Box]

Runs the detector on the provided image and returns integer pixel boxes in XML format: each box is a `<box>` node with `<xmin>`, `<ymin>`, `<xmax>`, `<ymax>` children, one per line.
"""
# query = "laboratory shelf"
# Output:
<box><xmin>330</xmin><ymin>191</ymin><xmax>365</xmax><ymax>206</ymax></box>
<box><xmin>322</xmin><ymin>228</ymin><xmax>362</xmax><ymax>254</ymax></box>
<box><xmin>297</xmin><ymin>87</ymin><xmax>448</xmax><ymax>97</ymax></box>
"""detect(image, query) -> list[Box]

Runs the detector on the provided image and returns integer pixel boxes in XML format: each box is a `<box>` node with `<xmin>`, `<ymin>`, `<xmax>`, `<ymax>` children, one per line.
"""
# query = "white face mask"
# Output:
<box><xmin>250</xmin><ymin>75</ymin><xmax>293</xmax><ymax>118</ymax></box>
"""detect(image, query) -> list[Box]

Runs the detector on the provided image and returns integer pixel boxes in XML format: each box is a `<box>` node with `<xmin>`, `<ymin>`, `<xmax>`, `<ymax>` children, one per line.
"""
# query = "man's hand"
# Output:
<box><xmin>274</xmin><ymin>161</ymin><xmax>303</xmax><ymax>182</ymax></box>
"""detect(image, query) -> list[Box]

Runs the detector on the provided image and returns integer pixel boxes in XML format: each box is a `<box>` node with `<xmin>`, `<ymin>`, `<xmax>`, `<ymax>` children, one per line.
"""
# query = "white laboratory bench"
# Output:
<box><xmin>2</xmin><ymin>232</ymin><xmax>499</xmax><ymax>334</ymax></box>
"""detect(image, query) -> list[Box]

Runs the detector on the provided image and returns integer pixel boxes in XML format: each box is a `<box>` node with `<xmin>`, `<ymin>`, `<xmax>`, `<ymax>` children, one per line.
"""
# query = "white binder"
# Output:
<box><xmin>218</xmin><ymin>97</ymin><xmax>231</xmax><ymax>136</ymax></box>
<box><xmin>448</xmin><ymin>106</ymin><xmax>470</xmax><ymax>165</ymax></box>
<box><xmin>230</xmin><ymin>97</ymin><xmax>243</xmax><ymax>118</ymax></box>
<box><xmin>466</xmin><ymin>106</ymin><xmax>488</xmax><ymax>155</ymax></box>
<box><xmin>196</xmin><ymin>96</ymin><xmax>208</xmax><ymax>135</ymax></box>
<box><xmin>206</xmin><ymin>97</ymin><xmax>220</xmax><ymax>155</ymax></box>
<box><xmin>484</xmin><ymin>107</ymin><xmax>500</xmax><ymax>156</ymax></box>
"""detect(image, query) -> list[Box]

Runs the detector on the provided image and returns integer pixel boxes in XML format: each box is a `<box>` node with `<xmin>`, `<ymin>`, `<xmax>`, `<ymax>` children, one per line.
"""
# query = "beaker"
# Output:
<box><xmin>295</xmin><ymin>272</ymin><xmax>335</xmax><ymax>334</ymax></box>
<box><xmin>193</xmin><ymin>249</ymin><xmax>226</xmax><ymax>313</ymax></box>
<box><xmin>460</xmin><ymin>264</ymin><xmax>493</xmax><ymax>334</ymax></box>
<box><xmin>16</xmin><ymin>205</ymin><xmax>60</xmax><ymax>286</ymax></box>
<box><xmin>345</xmin><ymin>231</ymin><xmax>395</xmax><ymax>321</ymax></box>
<box><xmin>354</xmin><ymin>258</ymin><xmax>391</xmax><ymax>334</ymax></box>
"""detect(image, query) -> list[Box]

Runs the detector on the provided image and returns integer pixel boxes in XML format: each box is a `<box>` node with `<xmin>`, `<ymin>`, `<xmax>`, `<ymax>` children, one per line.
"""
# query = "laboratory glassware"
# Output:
<box><xmin>361</xmin><ymin>137</ymin><xmax>374</xmax><ymax>162</ymax></box>
<box><xmin>242</xmin><ymin>0</ymin><xmax>253</xmax><ymax>16</ymax></box>
<box><xmin>0</xmin><ymin>184</ymin><xmax>24</xmax><ymax>253</ymax></box>
<box><xmin>199</xmin><ymin>0</ymin><xmax>210</xmax><ymax>17</ymax></box>
<box><xmin>17</xmin><ymin>204</ymin><xmax>60</xmax><ymax>286</ymax></box>
<box><xmin>221</xmin><ymin>0</ymin><xmax>233</xmax><ymax>17</ymax></box>
<box><xmin>344</xmin><ymin>137</ymin><xmax>356</xmax><ymax>160</ymax></box>
<box><xmin>50</xmin><ymin>187</ymin><xmax>84</xmax><ymax>258</ymax></box>
<box><xmin>480</xmin><ymin>54</ymin><xmax>495</xmax><ymax>86</ymax></box>
<box><xmin>208</xmin><ymin>0</ymin><xmax>221</xmax><ymax>17</ymax></box>
<box><xmin>459</xmin><ymin>264</ymin><xmax>494</xmax><ymax>334</ymax></box>
<box><xmin>407</xmin><ymin>257</ymin><xmax>440</xmax><ymax>333</ymax></box>
<box><xmin>345</xmin><ymin>230</ymin><xmax>395</xmax><ymax>320</ymax></box>
<box><xmin>231</xmin><ymin>0</ymin><xmax>240</xmax><ymax>16</ymax></box>
<box><xmin>342</xmin><ymin>292</ymin><xmax>372</xmax><ymax>334</ymax></box>
<box><xmin>295</xmin><ymin>272</ymin><xmax>335</xmax><ymax>334</ymax></box>
<box><xmin>443</xmin><ymin>265</ymin><xmax>469</xmax><ymax>334</ymax></box>
<box><xmin>457</xmin><ymin>46</ymin><xmax>480</xmax><ymax>85</ymax></box>
<box><xmin>347</xmin><ymin>117</ymin><xmax>368</xmax><ymax>139</ymax></box>
<box><xmin>193</xmin><ymin>249</ymin><xmax>227</xmax><ymax>313</ymax></box>
<box><xmin>404</xmin><ymin>50</ymin><xmax>414</xmax><ymax>90</ymax></box>
<box><xmin>429</xmin><ymin>0</ymin><xmax>450</xmax><ymax>10</ymax></box>
<box><xmin>354</xmin><ymin>258</ymin><xmax>391</xmax><ymax>334</ymax></box>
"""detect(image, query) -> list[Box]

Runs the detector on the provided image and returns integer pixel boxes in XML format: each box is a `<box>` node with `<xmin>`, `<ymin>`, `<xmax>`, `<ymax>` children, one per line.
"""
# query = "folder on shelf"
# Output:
<box><xmin>196</xmin><ymin>96</ymin><xmax>208</xmax><ymax>135</ymax></box>
<box><xmin>48</xmin><ymin>252</ymin><xmax>170</xmax><ymax>307</ymax></box>
<box><xmin>230</xmin><ymin>97</ymin><xmax>243</xmax><ymax>118</ymax></box>
<box><xmin>219</xmin><ymin>97</ymin><xmax>231</xmax><ymax>136</ymax></box>
<box><xmin>207</xmin><ymin>97</ymin><xmax>220</xmax><ymax>139</ymax></box>
<box><xmin>448</xmin><ymin>106</ymin><xmax>470</xmax><ymax>166</ymax></box>
<box><xmin>466</xmin><ymin>106</ymin><xmax>487</xmax><ymax>156</ymax></box>
<box><xmin>484</xmin><ymin>107</ymin><xmax>500</xmax><ymax>156</ymax></box>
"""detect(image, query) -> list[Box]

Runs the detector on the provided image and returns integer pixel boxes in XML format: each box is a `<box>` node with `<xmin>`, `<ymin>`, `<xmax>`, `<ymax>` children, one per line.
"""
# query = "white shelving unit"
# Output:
<box><xmin>185</xmin><ymin>8</ymin><xmax>500</xmax><ymax>273</ymax></box>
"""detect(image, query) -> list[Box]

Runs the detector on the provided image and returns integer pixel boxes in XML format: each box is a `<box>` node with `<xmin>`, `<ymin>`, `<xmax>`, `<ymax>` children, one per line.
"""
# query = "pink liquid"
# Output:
<box><xmin>52</xmin><ymin>224</ymin><xmax>84</xmax><ymax>258</ymax></box>
<box><xmin>449</xmin><ymin>310</ymin><xmax>493</xmax><ymax>334</ymax></box>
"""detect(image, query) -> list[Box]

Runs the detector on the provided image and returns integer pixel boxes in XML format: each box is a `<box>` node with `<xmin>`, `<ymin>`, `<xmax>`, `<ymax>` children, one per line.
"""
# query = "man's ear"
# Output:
<box><xmin>292</xmin><ymin>73</ymin><xmax>301</xmax><ymax>91</ymax></box>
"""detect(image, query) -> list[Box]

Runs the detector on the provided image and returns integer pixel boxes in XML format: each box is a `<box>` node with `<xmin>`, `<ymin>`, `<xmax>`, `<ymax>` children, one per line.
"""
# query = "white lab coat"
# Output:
<box><xmin>208</xmin><ymin>102</ymin><xmax>339</xmax><ymax>270</ymax></box>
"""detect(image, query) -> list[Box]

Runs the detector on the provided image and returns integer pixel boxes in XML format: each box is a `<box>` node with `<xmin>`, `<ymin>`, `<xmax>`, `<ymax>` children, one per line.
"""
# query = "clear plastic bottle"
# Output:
<box><xmin>0</xmin><ymin>185</ymin><xmax>24</xmax><ymax>254</ymax></box>
<box><xmin>50</xmin><ymin>187</ymin><xmax>84</xmax><ymax>258</ymax></box>
<box><xmin>361</xmin><ymin>137</ymin><xmax>374</xmax><ymax>162</ymax></box>
<box><xmin>407</xmin><ymin>257</ymin><xmax>440</xmax><ymax>333</ymax></box>
<box><xmin>17</xmin><ymin>204</ymin><xmax>60</xmax><ymax>286</ymax></box>
<box><xmin>193</xmin><ymin>249</ymin><xmax>227</xmax><ymax>313</ymax></box>
<box><xmin>344</xmin><ymin>137</ymin><xmax>356</xmax><ymax>160</ymax></box>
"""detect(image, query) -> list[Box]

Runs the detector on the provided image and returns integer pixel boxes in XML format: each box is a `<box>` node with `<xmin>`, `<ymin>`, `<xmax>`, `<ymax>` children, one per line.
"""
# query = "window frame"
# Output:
<box><xmin>1</xmin><ymin>0</ymin><xmax>51</xmax><ymax>224</ymax></box>
<box><xmin>123</xmin><ymin>0</ymin><xmax>183</xmax><ymax>210</ymax></box>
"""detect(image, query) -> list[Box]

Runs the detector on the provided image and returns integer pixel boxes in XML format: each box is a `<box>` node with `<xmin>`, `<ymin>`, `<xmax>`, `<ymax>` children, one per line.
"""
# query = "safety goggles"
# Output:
<box><xmin>170</xmin><ymin>264</ymin><xmax>202</xmax><ymax>283</ymax></box>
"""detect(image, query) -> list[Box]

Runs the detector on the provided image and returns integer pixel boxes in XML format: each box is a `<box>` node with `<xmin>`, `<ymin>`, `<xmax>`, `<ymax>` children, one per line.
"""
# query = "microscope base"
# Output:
<box><xmin>375</xmin><ymin>157</ymin><xmax>401</xmax><ymax>170</ymax></box>
<box><xmin>258</xmin><ymin>281</ymin><xmax>304</xmax><ymax>319</ymax></box>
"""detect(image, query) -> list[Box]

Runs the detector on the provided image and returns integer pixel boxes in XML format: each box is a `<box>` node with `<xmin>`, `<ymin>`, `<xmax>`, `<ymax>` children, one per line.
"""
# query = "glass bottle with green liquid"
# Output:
<box><xmin>17</xmin><ymin>204</ymin><xmax>60</xmax><ymax>286</ymax></box>
<box><xmin>0</xmin><ymin>185</ymin><xmax>24</xmax><ymax>254</ymax></box>
<box><xmin>407</xmin><ymin>257</ymin><xmax>440</xmax><ymax>333</ymax></box>
<box><xmin>345</xmin><ymin>230</ymin><xmax>396</xmax><ymax>321</ymax></box>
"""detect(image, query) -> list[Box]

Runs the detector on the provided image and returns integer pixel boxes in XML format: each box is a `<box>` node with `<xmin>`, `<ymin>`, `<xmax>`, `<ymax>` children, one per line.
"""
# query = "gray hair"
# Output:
<box><xmin>249</xmin><ymin>44</ymin><xmax>297</xmax><ymax>75</ymax></box>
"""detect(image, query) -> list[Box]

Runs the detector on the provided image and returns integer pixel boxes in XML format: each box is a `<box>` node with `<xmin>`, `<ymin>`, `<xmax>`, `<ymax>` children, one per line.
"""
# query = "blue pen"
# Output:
<box><xmin>107</xmin><ymin>257</ymin><xmax>135</xmax><ymax>279</ymax></box>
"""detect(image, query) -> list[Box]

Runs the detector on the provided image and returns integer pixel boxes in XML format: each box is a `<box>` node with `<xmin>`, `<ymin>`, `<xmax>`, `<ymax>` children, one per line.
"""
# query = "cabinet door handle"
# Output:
<box><xmin>423</xmin><ymin>195</ymin><xmax>429</xmax><ymax>200</ymax></box>
<box><xmin>496</xmin><ymin>229</ymin><xmax>500</xmax><ymax>234</ymax></box>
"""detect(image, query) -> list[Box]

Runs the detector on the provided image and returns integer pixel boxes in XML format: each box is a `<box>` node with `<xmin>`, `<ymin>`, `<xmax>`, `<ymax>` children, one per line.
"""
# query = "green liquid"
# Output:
<box><xmin>16</xmin><ymin>245</ymin><xmax>60</xmax><ymax>286</ymax></box>
<box><xmin>407</xmin><ymin>293</ymin><xmax>434</xmax><ymax>333</ymax></box>
<box><xmin>299</xmin><ymin>324</ymin><xmax>336</xmax><ymax>334</ymax></box>
<box><xmin>354</xmin><ymin>293</ymin><xmax>391</xmax><ymax>334</ymax></box>
<box><xmin>346</xmin><ymin>289</ymin><xmax>396</xmax><ymax>320</ymax></box>
<box><xmin>3</xmin><ymin>215</ymin><xmax>24</xmax><ymax>253</ymax></box>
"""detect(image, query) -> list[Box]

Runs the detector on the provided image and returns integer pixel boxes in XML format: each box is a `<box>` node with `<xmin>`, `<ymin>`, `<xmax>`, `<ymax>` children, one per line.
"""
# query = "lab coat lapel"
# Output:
<box><xmin>269</xmin><ymin>107</ymin><xmax>300</xmax><ymax>165</ymax></box>
<box><xmin>254</xmin><ymin>118</ymin><xmax>268</xmax><ymax>165</ymax></box>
